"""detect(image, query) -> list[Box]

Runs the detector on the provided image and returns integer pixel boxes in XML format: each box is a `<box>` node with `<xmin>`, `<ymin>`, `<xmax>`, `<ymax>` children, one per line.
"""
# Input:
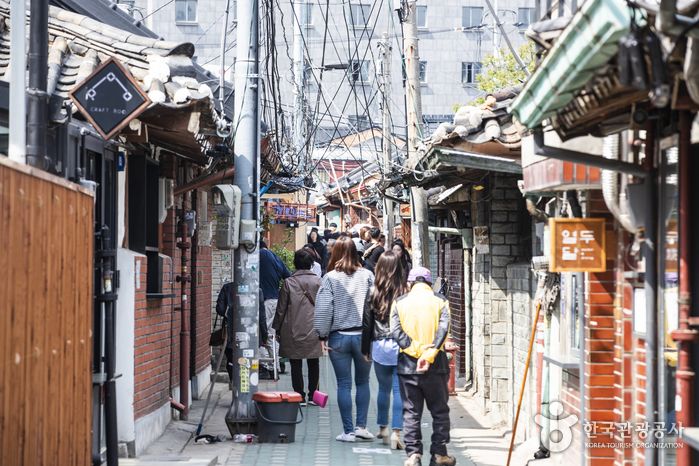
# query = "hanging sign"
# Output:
<box><xmin>549</xmin><ymin>218</ymin><xmax>606</xmax><ymax>272</ymax></box>
<box><xmin>69</xmin><ymin>58</ymin><xmax>151</xmax><ymax>140</ymax></box>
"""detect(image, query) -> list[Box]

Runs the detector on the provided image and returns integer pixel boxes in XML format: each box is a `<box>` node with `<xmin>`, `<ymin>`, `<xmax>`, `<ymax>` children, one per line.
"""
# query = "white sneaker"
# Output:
<box><xmin>336</xmin><ymin>432</ymin><xmax>356</xmax><ymax>442</ymax></box>
<box><xmin>354</xmin><ymin>427</ymin><xmax>375</xmax><ymax>441</ymax></box>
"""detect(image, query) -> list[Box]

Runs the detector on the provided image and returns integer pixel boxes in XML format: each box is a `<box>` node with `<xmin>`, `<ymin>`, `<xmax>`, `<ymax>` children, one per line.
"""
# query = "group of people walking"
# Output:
<box><xmin>268</xmin><ymin>226</ymin><xmax>456</xmax><ymax>466</ymax></box>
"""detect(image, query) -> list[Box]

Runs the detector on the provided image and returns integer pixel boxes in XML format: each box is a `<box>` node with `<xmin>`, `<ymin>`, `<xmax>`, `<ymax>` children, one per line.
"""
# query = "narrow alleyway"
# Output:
<box><xmin>129</xmin><ymin>358</ymin><xmax>517</xmax><ymax>466</ymax></box>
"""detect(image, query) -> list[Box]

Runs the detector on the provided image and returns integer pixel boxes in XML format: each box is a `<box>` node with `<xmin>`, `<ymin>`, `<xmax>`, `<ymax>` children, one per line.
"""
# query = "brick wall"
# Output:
<box><xmin>132</xmin><ymin>164</ymin><xmax>214</xmax><ymax>421</ymax></box>
<box><xmin>133</xmin><ymin>256</ymin><xmax>176</xmax><ymax>418</ymax></box>
<box><xmin>583</xmin><ymin>193</ymin><xmax>619</xmax><ymax>465</ymax></box>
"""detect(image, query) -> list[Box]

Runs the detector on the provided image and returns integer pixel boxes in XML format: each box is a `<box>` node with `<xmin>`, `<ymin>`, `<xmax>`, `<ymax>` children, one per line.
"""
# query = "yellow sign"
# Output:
<box><xmin>550</xmin><ymin>218</ymin><xmax>606</xmax><ymax>272</ymax></box>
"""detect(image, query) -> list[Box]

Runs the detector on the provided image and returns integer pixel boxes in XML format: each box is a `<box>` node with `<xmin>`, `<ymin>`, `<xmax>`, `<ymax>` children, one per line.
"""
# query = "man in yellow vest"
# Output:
<box><xmin>391</xmin><ymin>266</ymin><xmax>455</xmax><ymax>466</ymax></box>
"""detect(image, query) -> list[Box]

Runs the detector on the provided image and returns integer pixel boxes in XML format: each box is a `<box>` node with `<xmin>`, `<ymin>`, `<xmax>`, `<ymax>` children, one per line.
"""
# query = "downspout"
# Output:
<box><xmin>602</xmin><ymin>134</ymin><xmax>636</xmax><ymax>233</ymax></box>
<box><xmin>674</xmin><ymin>111</ymin><xmax>697</xmax><ymax>466</ymax></box>
<box><xmin>644</xmin><ymin>123</ymin><xmax>659</xmax><ymax>466</ymax></box>
<box><xmin>26</xmin><ymin>0</ymin><xmax>49</xmax><ymax>169</ymax></box>
<box><xmin>176</xmin><ymin>194</ymin><xmax>192</xmax><ymax>420</ymax></box>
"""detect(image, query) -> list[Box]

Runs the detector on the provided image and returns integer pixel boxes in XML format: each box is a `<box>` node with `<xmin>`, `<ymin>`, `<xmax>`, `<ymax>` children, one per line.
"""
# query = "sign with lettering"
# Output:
<box><xmin>399</xmin><ymin>204</ymin><xmax>411</xmax><ymax>218</ymax></box>
<box><xmin>266</xmin><ymin>202</ymin><xmax>317</xmax><ymax>222</ymax></box>
<box><xmin>69</xmin><ymin>58</ymin><xmax>151</xmax><ymax>140</ymax></box>
<box><xmin>550</xmin><ymin>218</ymin><xmax>606</xmax><ymax>272</ymax></box>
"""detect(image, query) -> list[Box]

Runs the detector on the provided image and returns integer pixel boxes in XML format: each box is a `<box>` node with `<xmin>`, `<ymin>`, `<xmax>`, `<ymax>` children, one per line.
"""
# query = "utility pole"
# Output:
<box><xmin>379</xmin><ymin>32</ymin><xmax>394</xmax><ymax>243</ymax></box>
<box><xmin>226</xmin><ymin>0</ymin><xmax>261</xmax><ymax>433</ymax></box>
<box><xmin>293</xmin><ymin>0</ymin><xmax>307</xmax><ymax>172</ymax></box>
<box><xmin>403</xmin><ymin>0</ymin><xmax>429</xmax><ymax>267</ymax></box>
<box><xmin>8</xmin><ymin>0</ymin><xmax>25</xmax><ymax>164</ymax></box>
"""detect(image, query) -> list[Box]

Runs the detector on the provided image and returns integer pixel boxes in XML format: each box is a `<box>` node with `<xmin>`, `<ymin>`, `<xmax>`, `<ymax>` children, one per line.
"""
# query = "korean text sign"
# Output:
<box><xmin>550</xmin><ymin>218</ymin><xmax>606</xmax><ymax>273</ymax></box>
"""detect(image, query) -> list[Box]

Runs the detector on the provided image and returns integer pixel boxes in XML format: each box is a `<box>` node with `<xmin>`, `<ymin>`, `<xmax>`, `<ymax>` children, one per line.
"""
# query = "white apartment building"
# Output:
<box><xmin>126</xmin><ymin>0</ymin><xmax>535</xmax><ymax>148</ymax></box>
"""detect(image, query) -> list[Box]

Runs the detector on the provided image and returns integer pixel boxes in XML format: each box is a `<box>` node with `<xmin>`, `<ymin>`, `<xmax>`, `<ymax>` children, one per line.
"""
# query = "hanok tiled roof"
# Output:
<box><xmin>0</xmin><ymin>0</ymin><xmax>224</xmax><ymax>159</ymax></box>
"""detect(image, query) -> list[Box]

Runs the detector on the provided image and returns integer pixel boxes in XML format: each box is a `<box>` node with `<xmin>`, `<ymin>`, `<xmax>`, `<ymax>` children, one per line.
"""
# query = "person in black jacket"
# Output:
<box><xmin>361</xmin><ymin>252</ymin><xmax>407</xmax><ymax>449</ymax></box>
<box><xmin>216</xmin><ymin>284</ymin><xmax>269</xmax><ymax>382</ymax></box>
<box><xmin>307</xmin><ymin>228</ymin><xmax>328</xmax><ymax>274</ymax></box>
<box><xmin>363</xmin><ymin>227</ymin><xmax>385</xmax><ymax>272</ymax></box>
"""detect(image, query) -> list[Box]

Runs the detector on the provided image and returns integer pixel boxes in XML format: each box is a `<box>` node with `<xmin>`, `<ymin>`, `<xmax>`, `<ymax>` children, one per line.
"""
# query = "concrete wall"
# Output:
<box><xmin>507</xmin><ymin>262</ymin><xmax>536</xmax><ymax>440</ymax></box>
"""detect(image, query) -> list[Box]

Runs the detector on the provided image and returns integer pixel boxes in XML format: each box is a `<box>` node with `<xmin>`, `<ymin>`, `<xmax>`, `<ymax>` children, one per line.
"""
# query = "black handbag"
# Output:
<box><xmin>209</xmin><ymin>314</ymin><xmax>226</xmax><ymax>347</ymax></box>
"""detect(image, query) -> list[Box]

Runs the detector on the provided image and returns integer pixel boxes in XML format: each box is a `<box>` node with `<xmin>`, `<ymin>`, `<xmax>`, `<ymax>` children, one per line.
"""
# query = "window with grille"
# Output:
<box><xmin>349</xmin><ymin>4</ymin><xmax>371</xmax><ymax>28</ymax></box>
<box><xmin>461</xmin><ymin>62</ymin><xmax>482</xmax><ymax>84</ymax></box>
<box><xmin>419</xmin><ymin>61</ymin><xmax>427</xmax><ymax>83</ymax></box>
<box><xmin>350</xmin><ymin>60</ymin><xmax>370</xmax><ymax>83</ymax></box>
<box><xmin>462</xmin><ymin>6</ymin><xmax>483</xmax><ymax>29</ymax></box>
<box><xmin>175</xmin><ymin>0</ymin><xmax>197</xmax><ymax>22</ymax></box>
<box><xmin>517</xmin><ymin>7</ymin><xmax>536</xmax><ymax>28</ymax></box>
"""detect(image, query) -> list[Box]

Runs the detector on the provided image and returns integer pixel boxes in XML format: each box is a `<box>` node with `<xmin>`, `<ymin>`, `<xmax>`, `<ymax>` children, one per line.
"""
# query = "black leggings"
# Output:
<box><xmin>290</xmin><ymin>358</ymin><xmax>320</xmax><ymax>401</ymax></box>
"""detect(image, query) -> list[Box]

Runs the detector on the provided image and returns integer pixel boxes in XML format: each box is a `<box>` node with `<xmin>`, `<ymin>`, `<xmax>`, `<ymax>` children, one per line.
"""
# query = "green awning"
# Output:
<box><xmin>509</xmin><ymin>0</ymin><xmax>632</xmax><ymax>129</ymax></box>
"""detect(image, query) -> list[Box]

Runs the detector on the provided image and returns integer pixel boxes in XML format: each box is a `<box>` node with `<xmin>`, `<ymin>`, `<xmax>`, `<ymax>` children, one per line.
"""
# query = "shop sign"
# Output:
<box><xmin>266</xmin><ymin>202</ymin><xmax>317</xmax><ymax>222</ymax></box>
<box><xmin>550</xmin><ymin>218</ymin><xmax>606</xmax><ymax>272</ymax></box>
<box><xmin>70</xmin><ymin>58</ymin><xmax>151</xmax><ymax>140</ymax></box>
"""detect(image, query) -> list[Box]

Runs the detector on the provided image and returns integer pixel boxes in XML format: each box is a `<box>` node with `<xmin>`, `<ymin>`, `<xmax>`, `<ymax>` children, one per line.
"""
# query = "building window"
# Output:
<box><xmin>461</xmin><ymin>62</ymin><xmax>482</xmax><ymax>84</ymax></box>
<box><xmin>518</xmin><ymin>7</ymin><xmax>536</xmax><ymax>28</ymax></box>
<box><xmin>350</xmin><ymin>60</ymin><xmax>370</xmax><ymax>83</ymax></box>
<box><xmin>299</xmin><ymin>2</ymin><xmax>313</xmax><ymax>26</ymax></box>
<box><xmin>418</xmin><ymin>61</ymin><xmax>427</xmax><ymax>83</ymax></box>
<box><xmin>416</xmin><ymin>5</ymin><xmax>427</xmax><ymax>28</ymax></box>
<box><xmin>462</xmin><ymin>6</ymin><xmax>483</xmax><ymax>29</ymax></box>
<box><xmin>349</xmin><ymin>4</ymin><xmax>371</xmax><ymax>28</ymax></box>
<box><xmin>175</xmin><ymin>0</ymin><xmax>197</xmax><ymax>22</ymax></box>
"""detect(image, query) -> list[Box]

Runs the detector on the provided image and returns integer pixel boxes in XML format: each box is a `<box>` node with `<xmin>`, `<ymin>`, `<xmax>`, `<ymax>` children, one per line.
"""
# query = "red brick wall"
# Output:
<box><xmin>584</xmin><ymin>193</ymin><xmax>619</xmax><ymax>465</ymax></box>
<box><xmin>133</xmin><ymin>257</ymin><xmax>177</xmax><ymax>419</ymax></box>
<box><xmin>132</xmin><ymin>163</ymin><xmax>213</xmax><ymax>421</ymax></box>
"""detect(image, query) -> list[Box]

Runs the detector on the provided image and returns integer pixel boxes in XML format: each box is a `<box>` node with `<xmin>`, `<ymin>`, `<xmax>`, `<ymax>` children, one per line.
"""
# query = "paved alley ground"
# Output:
<box><xmin>129</xmin><ymin>357</ymin><xmax>526</xmax><ymax>466</ymax></box>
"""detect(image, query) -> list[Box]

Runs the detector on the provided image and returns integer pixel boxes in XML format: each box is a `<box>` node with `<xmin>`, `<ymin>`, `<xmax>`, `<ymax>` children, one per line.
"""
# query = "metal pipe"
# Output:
<box><xmin>644</xmin><ymin>123</ymin><xmax>659</xmax><ymax>466</ymax></box>
<box><xmin>8</xmin><ymin>0</ymin><xmax>26</xmax><ymax>164</ymax></box>
<box><xmin>601</xmin><ymin>134</ymin><xmax>637</xmax><ymax>233</ymax></box>
<box><xmin>674</xmin><ymin>111</ymin><xmax>697</xmax><ymax>466</ymax></box>
<box><xmin>26</xmin><ymin>0</ymin><xmax>49</xmax><ymax>169</ymax></box>
<box><xmin>174</xmin><ymin>167</ymin><xmax>235</xmax><ymax>196</ymax></box>
<box><xmin>533</xmin><ymin>130</ymin><xmax>647</xmax><ymax>178</ymax></box>
<box><xmin>177</xmin><ymin>207</ymin><xmax>191</xmax><ymax>420</ymax></box>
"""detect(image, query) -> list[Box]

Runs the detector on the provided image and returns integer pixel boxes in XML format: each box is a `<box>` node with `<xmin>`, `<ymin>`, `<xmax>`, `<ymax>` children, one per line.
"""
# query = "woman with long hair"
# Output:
<box><xmin>314</xmin><ymin>236</ymin><xmax>375</xmax><ymax>442</ymax></box>
<box><xmin>307</xmin><ymin>229</ymin><xmax>328</xmax><ymax>274</ymax></box>
<box><xmin>362</xmin><ymin>252</ymin><xmax>407</xmax><ymax>449</ymax></box>
<box><xmin>390</xmin><ymin>239</ymin><xmax>412</xmax><ymax>282</ymax></box>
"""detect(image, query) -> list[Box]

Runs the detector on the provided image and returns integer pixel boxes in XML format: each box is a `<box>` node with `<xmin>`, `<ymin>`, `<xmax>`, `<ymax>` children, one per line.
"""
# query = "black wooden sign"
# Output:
<box><xmin>69</xmin><ymin>58</ymin><xmax>151</xmax><ymax>140</ymax></box>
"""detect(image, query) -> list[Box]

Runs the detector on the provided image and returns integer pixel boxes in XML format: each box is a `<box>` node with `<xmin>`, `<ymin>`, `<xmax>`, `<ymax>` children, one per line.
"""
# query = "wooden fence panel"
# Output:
<box><xmin>0</xmin><ymin>158</ymin><xmax>93</xmax><ymax>466</ymax></box>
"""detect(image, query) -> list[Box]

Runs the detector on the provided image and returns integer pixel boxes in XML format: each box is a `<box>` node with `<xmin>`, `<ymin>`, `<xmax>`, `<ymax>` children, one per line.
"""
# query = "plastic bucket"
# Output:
<box><xmin>253</xmin><ymin>391</ymin><xmax>304</xmax><ymax>443</ymax></box>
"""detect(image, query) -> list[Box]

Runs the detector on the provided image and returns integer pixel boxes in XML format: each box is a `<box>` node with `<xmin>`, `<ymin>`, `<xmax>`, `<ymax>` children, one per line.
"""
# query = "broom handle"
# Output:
<box><xmin>506</xmin><ymin>301</ymin><xmax>543</xmax><ymax>466</ymax></box>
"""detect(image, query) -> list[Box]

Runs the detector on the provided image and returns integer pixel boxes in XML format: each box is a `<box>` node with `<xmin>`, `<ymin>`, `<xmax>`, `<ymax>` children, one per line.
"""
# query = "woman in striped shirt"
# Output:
<box><xmin>315</xmin><ymin>236</ymin><xmax>375</xmax><ymax>442</ymax></box>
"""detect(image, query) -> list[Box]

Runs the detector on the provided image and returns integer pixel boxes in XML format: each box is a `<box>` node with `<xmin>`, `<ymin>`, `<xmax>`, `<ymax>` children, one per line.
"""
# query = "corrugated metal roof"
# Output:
<box><xmin>509</xmin><ymin>0</ymin><xmax>632</xmax><ymax>129</ymax></box>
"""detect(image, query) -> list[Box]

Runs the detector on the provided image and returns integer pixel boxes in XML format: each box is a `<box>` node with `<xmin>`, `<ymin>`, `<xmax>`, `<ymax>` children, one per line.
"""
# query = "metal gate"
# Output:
<box><xmin>439</xmin><ymin>238</ymin><xmax>467</xmax><ymax>378</ymax></box>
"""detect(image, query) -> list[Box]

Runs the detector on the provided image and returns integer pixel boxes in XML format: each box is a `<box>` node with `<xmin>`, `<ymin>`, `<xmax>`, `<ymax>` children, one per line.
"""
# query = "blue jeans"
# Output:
<box><xmin>374</xmin><ymin>361</ymin><xmax>403</xmax><ymax>430</ymax></box>
<box><xmin>328</xmin><ymin>332</ymin><xmax>372</xmax><ymax>434</ymax></box>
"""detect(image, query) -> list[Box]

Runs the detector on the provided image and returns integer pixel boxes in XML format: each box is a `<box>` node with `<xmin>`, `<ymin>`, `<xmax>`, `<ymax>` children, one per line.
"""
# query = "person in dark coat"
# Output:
<box><xmin>307</xmin><ymin>229</ymin><xmax>328</xmax><ymax>274</ymax></box>
<box><xmin>216</xmin><ymin>284</ymin><xmax>269</xmax><ymax>382</ymax></box>
<box><xmin>272</xmin><ymin>249</ymin><xmax>323</xmax><ymax>404</ymax></box>
<box><xmin>363</xmin><ymin>227</ymin><xmax>385</xmax><ymax>273</ymax></box>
